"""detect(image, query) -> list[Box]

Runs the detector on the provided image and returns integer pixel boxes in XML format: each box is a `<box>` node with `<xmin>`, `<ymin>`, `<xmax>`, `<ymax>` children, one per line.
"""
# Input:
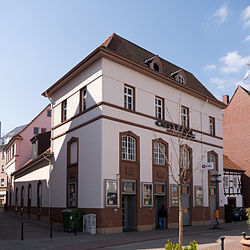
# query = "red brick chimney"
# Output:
<box><xmin>223</xmin><ymin>95</ymin><xmax>229</xmax><ymax>105</ymax></box>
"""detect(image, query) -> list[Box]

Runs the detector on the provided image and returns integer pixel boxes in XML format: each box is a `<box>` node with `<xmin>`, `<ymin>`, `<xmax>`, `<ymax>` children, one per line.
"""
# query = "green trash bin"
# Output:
<box><xmin>62</xmin><ymin>209</ymin><xmax>84</xmax><ymax>232</ymax></box>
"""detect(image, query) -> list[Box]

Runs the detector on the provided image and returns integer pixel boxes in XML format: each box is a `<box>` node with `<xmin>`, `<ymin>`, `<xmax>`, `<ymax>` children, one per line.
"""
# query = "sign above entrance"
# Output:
<box><xmin>155</xmin><ymin>121</ymin><xmax>195</xmax><ymax>139</ymax></box>
<box><xmin>200</xmin><ymin>162</ymin><xmax>214</xmax><ymax>171</ymax></box>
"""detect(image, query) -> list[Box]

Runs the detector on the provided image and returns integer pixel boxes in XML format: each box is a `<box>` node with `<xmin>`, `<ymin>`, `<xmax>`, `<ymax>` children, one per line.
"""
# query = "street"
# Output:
<box><xmin>0</xmin><ymin>212</ymin><xmax>248</xmax><ymax>249</ymax></box>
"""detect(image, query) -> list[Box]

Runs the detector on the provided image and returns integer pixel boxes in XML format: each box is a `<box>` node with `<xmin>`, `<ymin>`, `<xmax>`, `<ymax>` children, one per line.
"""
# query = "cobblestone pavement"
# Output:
<box><xmin>0</xmin><ymin>211</ymin><xmax>248</xmax><ymax>249</ymax></box>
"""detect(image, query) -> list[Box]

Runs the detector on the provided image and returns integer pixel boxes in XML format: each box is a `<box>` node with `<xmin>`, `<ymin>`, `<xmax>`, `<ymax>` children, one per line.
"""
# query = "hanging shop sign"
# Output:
<box><xmin>200</xmin><ymin>162</ymin><xmax>214</xmax><ymax>171</ymax></box>
<box><xmin>105</xmin><ymin>179</ymin><xmax>118</xmax><ymax>207</ymax></box>
<box><xmin>142</xmin><ymin>182</ymin><xmax>153</xmax><ymax>207</ymax></box>
<box><xmin>155</xmin><ymin>121</ymin><xmax>195</xmax><ymax>139</ymax></box>
<box><xmin>122</xmin><ymin>180</ymin><xmax>136</xmax><ymax>194</ymax></box>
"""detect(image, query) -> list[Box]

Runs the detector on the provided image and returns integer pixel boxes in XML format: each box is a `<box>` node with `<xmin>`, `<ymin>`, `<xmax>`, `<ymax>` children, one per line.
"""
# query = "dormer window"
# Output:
<box><xmin>178</xmin><ymin>75</ymin><xmax>185</xmax><ymax>84</ymax></box>
<box><xmin>144</xmin><ymin>55</ymin><xmax>162</xmax><ymax>73</ymax></box>
<box><xmin>153</xmin><ymin>63</ymin><xmax>160</xmax><ymax>72</ymax></box>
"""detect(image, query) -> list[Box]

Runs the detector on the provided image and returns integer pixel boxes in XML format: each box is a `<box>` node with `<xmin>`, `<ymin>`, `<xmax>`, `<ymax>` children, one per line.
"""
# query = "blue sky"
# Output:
<box><xmin>0</xmin><ymin>1</ymin><xmax>250</xmax><ymax>135</ymax></box>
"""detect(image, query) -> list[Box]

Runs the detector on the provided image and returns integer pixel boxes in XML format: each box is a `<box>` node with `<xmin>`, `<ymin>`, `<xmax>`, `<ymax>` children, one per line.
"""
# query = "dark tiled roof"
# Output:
<box><xmin>223</xmin><ymin>155</ymin><xmax>245</xmax><ymax>172</ymax></box>
<box><xmin>240</xmin><ymin>85</ymin><xmax>250</xmax><ymax>96</ymax></box>
<box><xmin>101</xmin><ymin>33</ymin><xmax>217</xmax><ymax>101</ymax></box>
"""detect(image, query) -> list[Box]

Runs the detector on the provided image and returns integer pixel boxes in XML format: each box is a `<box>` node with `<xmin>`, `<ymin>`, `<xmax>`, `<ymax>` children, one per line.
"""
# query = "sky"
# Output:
<box><xmin>0</xmin><ymin>1</ymin><xmax>250</xmax><ymax>135</ymax></box>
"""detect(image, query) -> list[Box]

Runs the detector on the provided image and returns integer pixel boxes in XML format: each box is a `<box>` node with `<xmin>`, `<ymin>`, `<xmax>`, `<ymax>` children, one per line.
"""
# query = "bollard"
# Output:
<box><xmin>242</xmin><ymin>232</ymin><xmax>246</xmax><ymax>238</ymax></box>
<box><xmin>50</xmin><ymin>221</ymin><xmax>53</xmax><ymax>238</ymax></box>
<box><xmin>21</xmin><ymin>222</ymin><xmax>24</xmax><ymax>240</ymax></box>
<box><xmin>74</xmin><ymin>224</ymin><xmax>77</xmax><ymax>236</ymax></box>
<box><xmin>220</xmin><ymin>236</ymin><xmax>225</xmax><ymax>250</ymax></box>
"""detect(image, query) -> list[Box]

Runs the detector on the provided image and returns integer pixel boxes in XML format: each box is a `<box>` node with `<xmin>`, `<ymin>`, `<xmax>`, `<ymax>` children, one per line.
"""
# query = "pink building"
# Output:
<box><xmin>4</xmin><ymin>105</ymin><xmax>51</xmax><ymax>208</ymax></box>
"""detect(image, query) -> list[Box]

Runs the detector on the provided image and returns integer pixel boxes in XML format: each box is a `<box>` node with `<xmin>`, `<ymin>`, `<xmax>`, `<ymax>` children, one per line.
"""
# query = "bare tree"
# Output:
<box><xmin>154</xmin><ymin>98</ymin><xmax>207</xmax><ymax>244</ymax></box>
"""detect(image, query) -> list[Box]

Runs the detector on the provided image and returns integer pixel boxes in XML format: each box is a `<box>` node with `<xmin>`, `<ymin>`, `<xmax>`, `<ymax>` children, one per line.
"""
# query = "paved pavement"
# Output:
<box><xmin>0</xmin><ymin>211</ymin><xmax>248</xmax><ymax>249</ymax></box>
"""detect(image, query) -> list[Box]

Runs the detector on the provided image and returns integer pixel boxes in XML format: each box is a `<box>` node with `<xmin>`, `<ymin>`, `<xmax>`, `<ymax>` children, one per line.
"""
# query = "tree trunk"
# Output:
<box><xmin>178</xmin><ymin>183</ymin><xmax>183</xmax><ymax>244</ymax></box>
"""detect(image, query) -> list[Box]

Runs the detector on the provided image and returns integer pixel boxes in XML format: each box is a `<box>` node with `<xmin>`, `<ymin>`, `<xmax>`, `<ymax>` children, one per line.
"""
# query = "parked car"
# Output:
<box><xmin>232</xmin><ymin>207</ymin><xmax>247</xmax><ymax>221</ymax></box>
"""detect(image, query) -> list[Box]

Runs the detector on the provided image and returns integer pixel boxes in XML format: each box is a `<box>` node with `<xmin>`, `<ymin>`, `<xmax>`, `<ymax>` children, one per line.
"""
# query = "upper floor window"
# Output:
<box><xmin>80</xmin><ymin>87</ymin><xmax>87</xmax><ymax>112</ymax></box>
<box><xmin>180</xmin><ymin>147</ymin><xmax>190</xmax><ymax>169</ymax></box>
<box><xmin>155</xmin><ymin>97</ymin><xmax>164</xmax><ymax>120</ymax></box>
<box><xmin>61</xmin><ymin>100</ymin><xmax>67</xmax><ymax>122</ymax></box>
<box><xmin>208</xmin><ymin>152</ymin><xmax>217</xmax><ymax>170</ymax></box>
<box><xmin>181</xmin><ymin>106</ymin><xmax>189</xmax><ymax>127</ymax></box>
<box><xmin>153</xmin><ymin>63</ymin><xmax>160</xmax><ymax>72</ymax></box>
<box><xmin>122</xmin><ymin>136</ymin><xmax>136</xmax><ymax>161</ymax></box>
<box><xmin>1</xmin><ymin>165</ymin><xmax>4</xmax><ymax>172</ymax></box>
<box><xmin>41</xmin><ymin>128</ymin><xmax>46</xmax><ymax>133</ymax></box>
<box><xmin>178</xmin><ymin>75</ymin><xmax>185</xmax><ymax>84</ymax></box>
<box><xmin>209</xmin><ymin>117</ymin><xmax>215</xmax><ymax>135</ymax></box>
<box><xmin>34</xmin><ymin>127</ymin><xmax>39</xmax><ymax>135</ymax></box>
<box><xmin>47</xmin><ymin>109</ymin><xmax>52</xmax><ymax>117</ymax></box>
<box><xmin>1</xmin><ymin>178</ymin><xmax>4</xmax><ymax>187</ymax></box>
<box><xmin>154</xmin><ymin>142</ymin><xmax>165</xmax><ymax>165</ymax></box>
<box><xmin>1</xmin><ymin>150</ymin><xmax>4</xmax><ymax>159</ymax></box>
<box><xmin>124</xmin><ymin>86</ymin><xmax>134</xmax><ymax>111</ymax></box>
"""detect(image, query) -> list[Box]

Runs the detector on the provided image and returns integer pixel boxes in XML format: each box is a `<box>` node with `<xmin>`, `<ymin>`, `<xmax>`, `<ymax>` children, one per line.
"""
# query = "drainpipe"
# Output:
<box><xmin>200</xmin><ymin>98</ymin><xmax>208</xmax><ymax>225</ymax></box>
<box><xmin>44</xmin><ymin>91</ymin><xmax>55</xmax><ymax>222</ymax></box>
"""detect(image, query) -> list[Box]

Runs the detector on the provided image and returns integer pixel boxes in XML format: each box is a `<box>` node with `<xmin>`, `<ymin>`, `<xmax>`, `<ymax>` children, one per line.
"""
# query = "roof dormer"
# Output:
<box><xmin>171</xmin><ymin>69</ymin><xmax>186</xmax><ymax>85</ymax></box>
<box><xmin>144</xmin><ymin>55</ymin><xmax>162</xmax><ymax>73</ymax></box>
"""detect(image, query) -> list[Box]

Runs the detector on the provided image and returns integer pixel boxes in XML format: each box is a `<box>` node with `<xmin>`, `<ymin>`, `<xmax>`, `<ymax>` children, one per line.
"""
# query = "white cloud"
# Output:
<box><xmin>209</xmin><ymin>77</ymin><xmax>226</xmax><ymax>89</ymax></box>
<box><xmin>219</xmin><ymin>51</ymin><xmax>250</xmax><ymax>73</ymax></box>
<box><xmin>242</xmin><ymin>6</ymin><xmax>250</xmax><ymax>28</ymax></box>
<box><xmin>244</xmin><ymin>35</ymin><xmax>250</xmax><ymax>41</ymax></box>
<box><xmin>204</xmin><ymin>64</ymin><xmax>216</xmax><ymax>70</ymax></box>
<box><xmin>211</xmin><ymin>5</ymin><xmax>228</xmax><ymax>24</ymax></box>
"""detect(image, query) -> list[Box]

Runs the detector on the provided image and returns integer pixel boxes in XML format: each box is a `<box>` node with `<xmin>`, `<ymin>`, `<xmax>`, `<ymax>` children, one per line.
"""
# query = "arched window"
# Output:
<box><xmin>122</xmin><ymin>136</ymin><xmax>136</xmax><ymax>161</ymax></box>
<box><xmin>153</xmin><ymin>62</ymin><xmax>160</xmax><ymax>72</ymax></box>
<box><xmin>153</xmin><ymin>142</ymin><xmax>165</xmax><ymax>165</ymax></box>
<box><xmin>178</xmin><ymin>75</ymin><xmax>185</xmax><ymax>84</ymax></box>
<box><xmin>180</xmin><ymin>146</ymin><xmax>191</xmax><ymax>169</ymax></box>
<box><xmin>37</xmin><ymin>181</ymin><xmax>42</xmax><ymax>216</ymax></box>
<box><xmin>208</xmin><ymin>152</ymin><xmax>217</xmax><ymax>171</ymax></box>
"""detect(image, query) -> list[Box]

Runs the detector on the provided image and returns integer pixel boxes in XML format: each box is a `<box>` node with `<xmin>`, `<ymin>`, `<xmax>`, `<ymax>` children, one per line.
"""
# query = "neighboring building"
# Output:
<box><xmin>12</xmin><ymin>34</ymin><xmax>226</xmax><ymax>233</ymax></box>
<box><xmin>223</xmin><ymin>86</ymin><xmax>250</xmax><ymax>207</ymax></box>
<box><xmin>0</xmin><ymin>125</ymin><xmax>27</xmax><ymax>207</ymax></box>
<box><xmin>12</xmin><ymin>131</ymin><xmax>52</xmax><ymax>219</ymax></box>
<box><xmin>4</xmin><ymin>105</ymin><xmax>51</xmax><ymax>209</ymax></box>
<box><xmin>223</xmin><ymin>155</ymin><xmax>245</xmax><ymax>208</ymax></box>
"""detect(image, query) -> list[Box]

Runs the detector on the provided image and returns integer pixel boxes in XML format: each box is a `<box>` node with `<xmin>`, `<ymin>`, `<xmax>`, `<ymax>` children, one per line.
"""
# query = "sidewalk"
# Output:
<box><xmin>0</xmin><ymin>211</ymin><xmax>248</xmax><ymax>249</ymax></box>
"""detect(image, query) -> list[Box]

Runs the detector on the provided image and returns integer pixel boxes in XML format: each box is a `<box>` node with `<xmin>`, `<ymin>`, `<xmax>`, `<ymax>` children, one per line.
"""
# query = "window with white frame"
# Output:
<box><xmin>181</xmin><ymin>106</ymin><xmax>189</xmax><ymax>127</ymax></box>
<box><xmin>155</xmin><ymin>97</ymin><xmax>163</xmax><ymax>119</ymax></box>
<box><xmin>122</xmin><ymin>136</ymin><xmax>136</xmax><ymax>161</ymax></box>
<box><xmin>80</xmin><ymin>87</ymin><xmax>87</xmax><ymax>112</ymax></box>
<box><xmin>208</xmin><ymin>153</ymin><xmax>216</xmax><ymax>170</ymax></box>
<box><xmin>223</xmin><ymin>175</ymin><xmax>229</xmax><ymax>189</ymax></box>
<box><xmin>1</xmin><ymin>179</ymin><xmax>4</xmax><ymax>187</ymax></box>
<box><xmin>209</xmin><ymin>117</ymin><xmax>215</xmax><ymax>135</ymax></box>
<box><xmin>178</xmin><ymin>75</ymin><xmax>185</xmax><ymax>84</ymax></box>
<box><xmin>180</xmin><ymin>147</ymin><xmax>190</xmax><ymax>169</ymax></box>
<box><xmin>124</xmin><ymin>86</ymin><xmax>134</xmax><ymax>110</ymax></box>
<box><xmin>154</xmin><ymin>142</ymin><xmax>165</xmax><ymax>165</ymax></box>
<box><xmin>233</xmin><ymin>176</ymin><xmax>237</xmax><ymax>188</ymax></box>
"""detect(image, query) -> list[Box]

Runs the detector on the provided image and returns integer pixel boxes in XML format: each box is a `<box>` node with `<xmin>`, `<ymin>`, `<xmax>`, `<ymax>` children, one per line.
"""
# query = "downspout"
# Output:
<box><xmin>200</xmin><ymin>98</ymin><xmax>208</xmax><ymax>225</ymax></box>
<box><xmin>44</xmin><ymin>91</ymin><xmax>55</xmax><ymax>222</ymax></box>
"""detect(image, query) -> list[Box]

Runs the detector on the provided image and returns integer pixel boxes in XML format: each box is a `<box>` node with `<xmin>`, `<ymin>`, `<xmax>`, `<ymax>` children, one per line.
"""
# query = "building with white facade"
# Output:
<box><xmin>12</xmin><ymin>34</ymin><xmax>226</xmax><ymax>233</ymax></box>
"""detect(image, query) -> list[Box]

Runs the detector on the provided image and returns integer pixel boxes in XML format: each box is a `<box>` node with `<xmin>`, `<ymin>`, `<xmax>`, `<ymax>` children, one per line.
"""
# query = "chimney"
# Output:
<box><xmin>223</xmin><ymin>95</ymin><xmax>229</xmax><ymax>105</ymax></box>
